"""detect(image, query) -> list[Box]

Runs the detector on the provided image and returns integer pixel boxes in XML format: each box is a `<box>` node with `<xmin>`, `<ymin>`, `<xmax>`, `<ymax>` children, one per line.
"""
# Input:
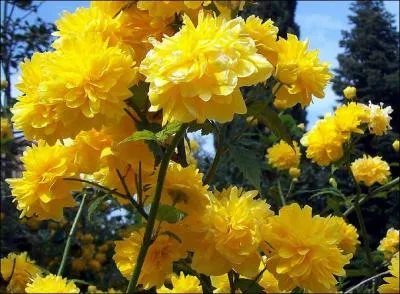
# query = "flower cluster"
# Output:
<box><xmin>266</xmin><ymin>140</ymin><xmax>301</xmax><ymax>177</ymax></box>
<box><xmin>378</xmin><ymin>228</ymin><xmax>399</xmax><ymax>258</ymax></box>
<box><xmin>351</xmin><ymin>155</ymin><xmax>391</xmax><ymax>187</ymax></box>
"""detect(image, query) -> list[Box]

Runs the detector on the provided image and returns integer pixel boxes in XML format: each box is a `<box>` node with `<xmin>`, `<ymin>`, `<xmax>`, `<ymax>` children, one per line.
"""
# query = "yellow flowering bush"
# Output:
<box><xmin>2</xmin><ymin>1</ymin><xmax>399</xmax><ymax>294</ymax></box>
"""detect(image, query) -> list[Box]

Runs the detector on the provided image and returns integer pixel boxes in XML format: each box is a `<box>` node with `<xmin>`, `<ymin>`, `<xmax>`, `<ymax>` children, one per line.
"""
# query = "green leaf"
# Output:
<box><xmin>88</xmin><ymin>195</ymin><xmax>108</xmax><ymax>221</ymax></box>
<box><xmin>156</xmin><ymin>121</ymin><xmax>182</xmax><ymax>142</ymax></box>
<box><xmin>230</xmin><ymin>146</ymin><xmax>261</xmax><ymax>190</ymax></box>
<box><xmin>156</xmin><ymin>204</ymin><xmax>186</xmax><ymax>223</ymax></box>
<box><xmin>129</xmin><ymin>82</ymin><xmax>149</xmax><ymax>110</ymax></box>
<box><xmin>235</xmin><ymin>278</ymin><xmax>265</xmax><ymax>293</ymax></box>
<box><xmin>345</xmin><ymin>269</ymin><xmax>370</xmax><ymax>277</ymax></box>
<box><xmin>120</xmin><ymin>130</ymin><xmax>157</xmax><ymax>144</ymax></box>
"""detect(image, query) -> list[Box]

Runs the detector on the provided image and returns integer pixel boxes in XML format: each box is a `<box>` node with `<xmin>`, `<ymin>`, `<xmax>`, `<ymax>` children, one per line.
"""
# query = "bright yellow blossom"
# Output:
<box><xmin>301</xmin><ymin>115</ymin><xmax>346</xmax><ymax>166</ymax></box>
<box><xmin>113</xmin><ymin>228</ymin><xmax>186</xmax><ymax>289</ymax></box>
<box><xmin>378</xmin><ymin>228</ymin><xmax>399</xmax><ymax>258</ymax></box>
<box><xmin>25</xmin><ymin>274</ymin><xmax>79</xmax><ymax>293</ymax></box>
<box><xmin>54</xmin><ymin>2</ymin><xmax>173</xmax><ymax>63</ymax></box>
<box><xmin>289</xmin><ymin>167</ymin><xmax>301</xmax><ymax>179</ymax></box>
<box><xmin>158</xmin><ymin>272</ymin><xmax>202</xmax><ymax>293</ymax></box>
<box><xmin>273</xmin><ymin>34</ymin><xmax>332</xmax><ymax>109</ymax></box>
<box><xmin>257</xmin><ymin>257</ymin><xmax>284</xmax><ymax>293</ymax></box>
<box><xmin>393</xmin><ymin>140</ymin><xmax>399</xmax><ymax>152</ymax></box>
<box><xmin>137</xmin><ymin>1</ymin><xmax>197</xmax><ymax>20</ymax></box>
<box><xmin>243</xmin><ymin>15</ymin><xmax>279</xmax><ymax>64</ymax></box>
<box><xmin>1</xmin><ymin>252</ymin><xmax>41</xmax><ymax>293</ymax></box>
<box><xmin>6</xmin><ymin>141</ymin><xmax>80</xmax><ymax>220</ymax></box>
<box><xmin>262</xmin><ymin>203</ymin><xmax>352</xmax><ymax>293</ymax></box>
<box><xmin>211</xmin><ymin>275</ymin><xmax>233</xmax><ymax>293</ymax></box>
<box><xmin>365</xmin><ymin>101</ymin><xmax>393</xmax><ymax>136</ymax></box>
<box><xmin>12</xmin><ymin>34</ymin><xmax>138</xmax><ymax>143</ymax></box>
<box><xmin>188</xmin><ymin>187</ymin><xmax>274</xmax><ymax>277</ymax></box>
<box><xmin>140</xmin><ymin>11</ymin><xmax>273</xmax><ymax>124</ymax></box>
<box><xmin>378</xmin><ymin>253</ymin><xmax>399</xmax><ymax>293</ymax></box>
<box><xmin>1</xmin><ymin>118</ymin><xmax>13</xmax><ymax>139</ymax></box>
<box><xmin>343</xmin><ymin>86</ymin><xmax>357</xmax><ymax>99</ymax></box>
<box><xmin>147</xmin><ymin>162</ymin><xmax>210</xmax><ymax>214</ymax></box>
<box><xmin>332</xmin><ymin>216</ymin><xmax>360</xmax><ymax>255</ymax></box>
<box><xmin>351</xmin><ymin>155</ymin><xmax>391</xmax><ymax>187</ymax></box>
<box><xmin>333</xmin><ymin>102</ymin><xmax>369</xmax><ymax>139</ymax></box>
<box><xmin>266</xmin><ymin>140</ymin><xmax>301</xmax><ymax>171</ymax></box>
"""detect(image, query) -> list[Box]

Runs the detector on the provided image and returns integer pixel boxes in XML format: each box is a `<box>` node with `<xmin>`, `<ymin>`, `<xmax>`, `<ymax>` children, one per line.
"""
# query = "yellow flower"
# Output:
<box><xmin>1</xmin><ymin>252</ymin><xmax>41</xmax><ymax>293</ymax></box>
<box><xmin>140</xmin><ymin>11</ymin><xmax>273</xmax><ymax>124</ymax></box>
<box><xmin>113</xmin><ymin>228</ymin><xmax>186</xmax><ymax>289</ymax></box>
<box><xmin>211</xmin><ymin>275</ymin><xmax>232</xmax><ymax>293</ymax></box>
<box><xmin>71</xmin><ymin>258</ymin><xmax>86</xmax><ymax>273</ymax></box>
<box><xmin>89</xmin><ymin>260</ymin><xmax>102</xmax><ymax>272</ymax></box>
<box><xmin>333</xmin><ymin>102</ymin><xmax>369</xmax><ymax>139</ymax></box>
<box><xmin>289</xmin><ymin>167</ymin><xmax>301</xmax><ymax>179</ymax></box>
<box><xmin>332</xmin><ymin>216</ymin><xmax>360</xmax><ymax>255</ymax></box>
<box><xmin>95</xmin><ymin>253</ymin><xmax>107</xmax><ymax>264</ymax></box>
<box><xmin>243</xmin><ymin>15</ymin><xmax>278</xmax><ymax>64</ymax></box>
<box><xmin>351</xmin><ymin>154</ymin><xmax>391</xmax><ymax>187</ymax></box>
<box><xmin>1</xmin><ymin>117</ymin><xmax>13</xmax><ymax>139</ymax></box>
<box><xmin>137</xmin><ymin>1</ymin><xmax>196</xmax><ymax>20</ymax></box>
<box><xmin>214</xmin><ymin>1</ymin><xmax>246</xmax><ymax>18</ymax></box>
<box><xmin>262</xmin><ymin>203</ymin><xmax>352</xmax><ymax>293</ymax></box>
<box><xmin>301</xmin><ymin>115</ymin><xmax>346</xmax><ymax>166</ymax></box>
<box><xmin>378</xmin><ymin>253</ymin><xmax>399</xmax><ymax>293</ymax></box>
<box><xmin>365</xmin><ymin>101</ymin><xmax>393</xmax><ymax>136</ymax></box>
<box><xmin>25</xmin><ymin>274</ymin><xmax>79</xmax><ymax>293</ymax></box>
<box><xmin>98</xmin><ymin>244</ymin><xmax>109</xmax><ymax>253</ymax></box>
<box><xmin>6</xmin><ymin>140</ymin><xmax>80</xmax><ymax>220</ymax></box>
<box><xmin>266</xmin><ymin>140</ymin><xmax>301</xmax><ymax>171</ymax></box>
<box><xmin>258</xmin><ymin>258</ymin><xmax>283</xmax><ymax>293</ymax></box>
<box><xmin>12</xmin><ymin>34</ymin><xmax>138</xmax><ymax>143</ymax></box>
<box><xmin>393</xmin><ymin>140</ymin><xmax>399</xmax><ymax>152</ymax></box>
<box><xmin>81</xmin><ymin>233</ymin><xmax>94</xmax><ymax>244</ymax></box>
<box><xmin>343</xmin><ymin>86</ymin><xmax>357</xmax><ymax>99</ymax></box>
<box><xmin>189</xmin><ymin>187</ymin><xmax>274</xmax><ymax>277</ymax></box>
<box><xmin>158</xmin><ymin>272</ymin><xmax>202</xmax><ymax>293</ymax></box>
<box><xmin>54</xmin><ymin>2</ymin><xmax>173</xmax><ymax>63</ymax></box>
<box><xmin>147</xmin><ymin>162</ymin><xmax>210</xmax><ymax>214</ymax></box>
<box><xmin>378</xmin><ymin>228</ymin><xmax>399</xmax><ymax>258</ymax></box>
<box><xmin>273</xmin><ymin>34</ymin><xmax>332</xmax><ymax>109</ymax></box>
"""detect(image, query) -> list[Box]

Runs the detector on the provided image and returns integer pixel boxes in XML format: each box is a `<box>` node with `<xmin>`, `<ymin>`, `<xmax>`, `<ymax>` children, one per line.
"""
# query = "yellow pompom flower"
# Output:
<box><xmin>301</xmin><ymin>115</ymin><xmax>346</xmax><ymax>166</ymax></box>
<box><xmin>1</xmin><ymin>252</ymin><xmax>41</xmax><ymax>293</ymax></box>
<box><xmin>137</xmin><ymin>1</ymin><xmax>196</xmax><ymax>20</ymax></box>
<box><xmin>393</xmin><ymin>140</ymin><xmax>399</xmax><ymax>152</ymax></box>
<box><xmin>378</xmin><ymin>253</ymin><xmax>399</xmax><ymax>293</ymax></box>
<box><xmin>25</xmin><ymin>274</ymin><xmax>79</xmax><ymax>293</ymax></box>
<box><xmin>6</xmin><ymin>141</ymin><xmax>80</xmax><ymax>220</ymax></box>
<box><xmin>289</xmin><ymin>167</ymin><xmax>301</xmax><ymax>179</ymax></box>
<box><xmin>243</xmin><ymin>15</ymin><xmax>278</xmax><ymax>64</ymax></box>
<box><xmin>351</xmin><ymin>155</ymin><xmax>391</xmax><ymax>187</ymax></box>
<box><xmin>257</xmin><ymin>258</ymin><xmax>283</xmax><ymax>293</ymax></box>
<box><xmin>189</xmin><ymin>187</ymin><xmax>274</xmax><ymax>277</ymax></box>
<box><xmin>12</xmin><ymin>34</ymin><xmax>138</xmax><ymax>143</ymax></box>
<box><xmin>332</xmin><ymin>216</ymin><xmax>360</xmax><ymax>255</ymax></box>
<box><xmin>273</xmin><ymin>34</ymin><xmax>332</xmax><ymax>109</ymax></box>
<box><xmin>333</xmin><ymin>102</ymin><xmax>369</xmax><ymax>139</ymax></box>
<box><xmin>158</xmin><ymin>272</ymin><xmax>202</xmax><ymax>293</ymax></box>
<box><xmin>262</xmin><ymin>203</ymin><xmax>352</xmax><ymax>293</ymax></box>
<box><xmin>266</xmin><ymin>140</ymin><xmax>301</xmax><ymax>171</ymax></box>
<box><xmin>378</xmin><ymin>228</ymin><xmax>399</xmax><ymax>258</ymax></box>
<box><xmin>113</xmin><ymin>228</ymin><xmax>186</xmax><ymax>289</ymax></box>
<box><xmin>1</xmin><ymin>117</ymin><xmax>13</xmax><ymax>139</ymax></box>
<box><xmin>95</xmin><ymin>253</ymin><xmax>107</xmax><ymax>264</ymax></box>
<box><xmin>147</xmin><ymin>162</ymin><xmax>210</xmax><ymax>214</ymax></box>
<box><xmin>54</xmin><ymin>2</ymin><xmax>173</xmax><ymax>63</ymax></box>
<box><xmin>365</xmin><ymin>101</ymin><xmax>393</xmax><ymax>136</ymax></box>
<box><xmin>343</xmin><ymin>86</ymin><xmax>357</xmax><ymax>99</ymax></box>
<box><xmin>71</xmin><ymin>258</ymin><xmax>86</xmax><ymax>273</ymax></box>
<box><xmin>140</xmin><ymin>11</ymin><xmax>273</xmax><ymax>124</ymax></box>
<box><xmin>211</xmin><ymin>275</ymin><xmax>232</xmax><ymax>293</ymax></box>
<box><xmin>89</xmin><ymin>260</ymin><xmax>102</xmax><ymax>272</ymax></box>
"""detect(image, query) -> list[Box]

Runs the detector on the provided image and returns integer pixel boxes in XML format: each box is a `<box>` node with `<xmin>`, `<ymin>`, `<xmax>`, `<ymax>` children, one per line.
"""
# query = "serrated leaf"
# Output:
<box><xmin>120</xmin><ymin>130</ymin><xmax>157</xmax><ymax>144</ymax></box>
<box><xmin>88</xmin><ymin>195</ymin><xmax>108</xmax><ymax>221</ymax></box>
<box><xmin>230</xmin><ymin>146</ymin><xmax>261</xmax><ymax>190</ymax></box>
<box><xmin>156</xmin><ymin>121</ymin><xmax>182</xmax><ymax>141</ymax></box>
<box><xmin>156</xmin><ymin>204</ymin><xmax>186</xmax><ymax>223</ymax></box>
<box><xmin>259</xmin><ymin>105</ymin><xmax>293</xmax><ymax>146</ymax></box>
<box><xmin>235</xmin><ymin>278</ymin><xmax>265</xmax><ymax>293</ymax></box>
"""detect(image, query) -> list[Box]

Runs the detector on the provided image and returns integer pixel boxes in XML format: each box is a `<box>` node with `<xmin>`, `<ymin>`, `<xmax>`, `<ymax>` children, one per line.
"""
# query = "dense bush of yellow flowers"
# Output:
<box><xmin>1</xmin><ymin>1</ymin><xmax>399</xmax><ymax>293</ymax></box>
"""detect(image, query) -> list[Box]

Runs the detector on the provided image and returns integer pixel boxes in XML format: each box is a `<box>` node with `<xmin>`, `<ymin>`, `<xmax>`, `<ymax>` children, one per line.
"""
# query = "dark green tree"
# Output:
<box><xmin>332</xmin><ymin>0</ymin><xmax>399</xmax><ymax>131</ymax></box>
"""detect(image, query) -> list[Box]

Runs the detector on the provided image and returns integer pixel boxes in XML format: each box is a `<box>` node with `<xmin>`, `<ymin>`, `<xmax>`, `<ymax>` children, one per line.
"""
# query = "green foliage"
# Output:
<box><xmin>120</xmin><ymin>121</ymin><xmax>182</xmax><ymax>144</ymax></box>
<box><xmin>156</xmin><ymin>204</ymin><xmax>186</xmax><ymax>224</ymax></box>
<box><xmin>229</xmin><ymin>145</ymin><xmax>261</xmax><ymax>190</ymax></box>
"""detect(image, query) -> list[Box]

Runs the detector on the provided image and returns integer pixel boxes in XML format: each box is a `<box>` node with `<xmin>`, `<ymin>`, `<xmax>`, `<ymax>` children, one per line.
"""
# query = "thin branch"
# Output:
<box><xmin>344</xmin><ymin>270</ymin><xmax>389</xmax><ymax>294</ymax></box>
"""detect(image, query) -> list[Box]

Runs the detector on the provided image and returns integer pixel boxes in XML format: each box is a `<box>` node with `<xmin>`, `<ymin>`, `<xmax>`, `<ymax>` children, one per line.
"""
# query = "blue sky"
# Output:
<box><xmin>7</xmin><ymin>1</ymin><xmax>400</xmax><ymax>131</ymax></box>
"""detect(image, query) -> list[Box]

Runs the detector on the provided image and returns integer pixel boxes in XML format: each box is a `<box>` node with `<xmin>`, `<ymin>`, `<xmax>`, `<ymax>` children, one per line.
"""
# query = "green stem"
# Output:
<box><xmin>204</xmin><ymin>144</ymin><xmax>224</xmax><ymax>185</ymax></box>
<box><xmin>228</xmin><ymin>270</ymin><xmax>235</xmax><ymax>294</ymax></box>
<box><xmin>57</xmin><ymin>193</ymin><xmax>87</xmax><ymax>276</ymax></box>
<box><xmin>348</xmin><ymin>166</ymin><xmax>375</xmax><ymax>275</ymax></box>
<box><xmin>344</xmin><ymin>270</ymin><xmax>389</xmax><ymax>294</ymax></box>
<box><xmin>286</xmin><ymin>179</ymin><xmax>295</xmax><ymax>199</ymax></box>
<box><xmin>126</xmin><ymin>125</ymin><xmax>186</xmax><ymax>293</ymax></box>
<box><xmin>277</xmin><ymin>177</ymin><xmax>285</xmax><ymax>206</ymax></box>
